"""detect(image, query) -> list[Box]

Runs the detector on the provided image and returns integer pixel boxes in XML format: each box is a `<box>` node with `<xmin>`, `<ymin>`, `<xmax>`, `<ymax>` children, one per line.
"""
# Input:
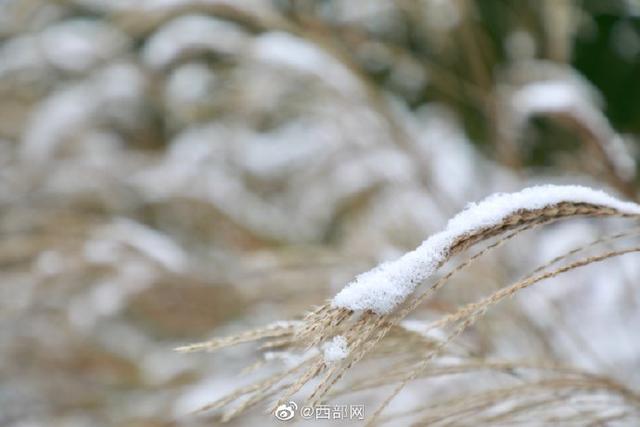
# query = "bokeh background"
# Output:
<box><xmin>1</xmin><ymin>0</ymin><xmax>640</xmax><ymax>426</ymax></box>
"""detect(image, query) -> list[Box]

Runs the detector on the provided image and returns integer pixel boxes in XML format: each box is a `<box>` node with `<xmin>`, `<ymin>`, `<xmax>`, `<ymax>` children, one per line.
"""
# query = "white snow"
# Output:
<box><xmin>322</xmin><ymin>335</ymin><xmax>349</xmax><ymax>363</ymax></box>
<box><xmin>250</xmin><ymin>32</ymin><xmax>364</xmax><ymax>97</ymax></box>
<box><xmin>165</xmin><ymin>63</ymin><xmax>217</xmax><ymax>106</ymax></box>
<box><xmin>21</xmin><ymin>63</ymin><xmax>145</xmax><ymax>163</ymax></box>
<box><xmin>511</xmin><ymin>79</ymin><xmax>637</xmax><ymax>181</ymax></box>
<box><xmin>332</xmin><ymin>185</ymin><xmax>640</xmax><ymax>314</ymax></box>
<box><xmin>142</xmin><ymin>15</ymin><xmax>248</xmax><ymax>69</ymax></box>
<box><xmin>40</xmin><ymin>19</ymin><xmax>129</xmax><ymax>72</ymax></box>
<box><xmin>89</xmin><ymin>218</ymin><xmax>188</xmax><ymax>273</ymax></box>
<box><xmin>512</xmin><ymin>80</ymin><xmax>590</xmax><ymax>115</ymax></box>
<box><xmin>412</xmin><ymin>105</ymin><xmax>478</xmax><ymax>201</ymax></box>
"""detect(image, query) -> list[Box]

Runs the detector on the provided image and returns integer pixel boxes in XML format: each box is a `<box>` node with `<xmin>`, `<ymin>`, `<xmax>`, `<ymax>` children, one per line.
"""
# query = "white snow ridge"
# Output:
<box><xmin>332</xmin><ymin>185</ymin><xmax>640</xmax><ymax>314</ymax></box>
<box><xmin>322</xmin><ymin>335</ymin><xmax>349</xmax><ymax>363</ymax></box>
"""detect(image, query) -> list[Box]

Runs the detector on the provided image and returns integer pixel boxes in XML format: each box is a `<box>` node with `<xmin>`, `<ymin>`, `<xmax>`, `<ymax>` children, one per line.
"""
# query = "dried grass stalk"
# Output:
<box><xmin>177</xmin><ymin>195</ymin><xmax>640</xmax><ymax>423</ymax></box>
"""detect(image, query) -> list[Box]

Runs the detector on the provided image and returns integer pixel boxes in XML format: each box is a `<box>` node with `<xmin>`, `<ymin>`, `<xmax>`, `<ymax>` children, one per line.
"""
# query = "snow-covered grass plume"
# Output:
<box><xmin>332</xmin><ymin>185</ymin><xmax>640</xmax><ymax>314</ymax></box>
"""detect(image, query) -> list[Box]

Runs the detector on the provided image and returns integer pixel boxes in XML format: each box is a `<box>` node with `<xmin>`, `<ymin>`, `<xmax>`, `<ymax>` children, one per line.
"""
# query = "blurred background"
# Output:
<box><xmin>1</xmin><ymin>0</ymin><xmax>640</xmax><ymax>426</ymax></box>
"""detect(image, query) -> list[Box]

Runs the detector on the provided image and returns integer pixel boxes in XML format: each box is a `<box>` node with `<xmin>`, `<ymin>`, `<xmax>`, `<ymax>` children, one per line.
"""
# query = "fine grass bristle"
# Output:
<box><xmin>176</xmin><ymin>195</ymin><xmax>640</xmax><ymax>423</ymax></box>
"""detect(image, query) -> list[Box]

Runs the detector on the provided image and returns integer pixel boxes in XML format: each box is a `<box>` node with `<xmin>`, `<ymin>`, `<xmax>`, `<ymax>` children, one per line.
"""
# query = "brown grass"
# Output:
<box><xmin>177</xmin><ymin>200</ymin><xmax>640</xmax><ymax>424</ymax></box>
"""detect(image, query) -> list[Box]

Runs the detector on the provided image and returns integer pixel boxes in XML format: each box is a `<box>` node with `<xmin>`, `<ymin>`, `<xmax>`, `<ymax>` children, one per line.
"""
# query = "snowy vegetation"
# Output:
<box><xmin>2</xmin><ymin>1</ymin><xmax>640</xmax><ymax>426</ymax></box>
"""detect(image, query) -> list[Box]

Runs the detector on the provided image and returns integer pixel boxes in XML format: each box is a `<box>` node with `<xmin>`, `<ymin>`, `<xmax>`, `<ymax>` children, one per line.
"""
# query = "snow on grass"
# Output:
<box><xmin>511</xmin><ymin>80</ymin><xmax>595</xmax><ymax>116</ymax></box>
<box><xmin>89</xmin><ymin>218</ymin><xmax>188</xmax><ymax>273</ymax></box>
<box><xmin>332</xmin><ymin>185</ymin><xmax>640</xmax><ymax>314</ymax></box>
<box><xmin>142</xmin><ymin>15</ymin><xmax>249</xmax><ymax>70</ymax></box>
<box><xmin>322</xmin><ymin>335</ymin><xmax>349</xmax><ymax>363</ymax></box>
<box><xmin>250</xmin><ymin>32</ymin><xmax>364</xmax><ymax>97</ymax></box>
<box><xmin>511</xmin><ymin>79</ymin><xmax>636</xmax><ymax>181</ymax></box>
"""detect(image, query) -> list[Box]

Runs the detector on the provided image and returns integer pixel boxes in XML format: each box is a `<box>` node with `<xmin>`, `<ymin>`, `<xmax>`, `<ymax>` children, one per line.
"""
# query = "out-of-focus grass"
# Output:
<box><xmin>1</xmin><ymin>0</ymin><xmax>640</xmax><ymax>426</ymax></box>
